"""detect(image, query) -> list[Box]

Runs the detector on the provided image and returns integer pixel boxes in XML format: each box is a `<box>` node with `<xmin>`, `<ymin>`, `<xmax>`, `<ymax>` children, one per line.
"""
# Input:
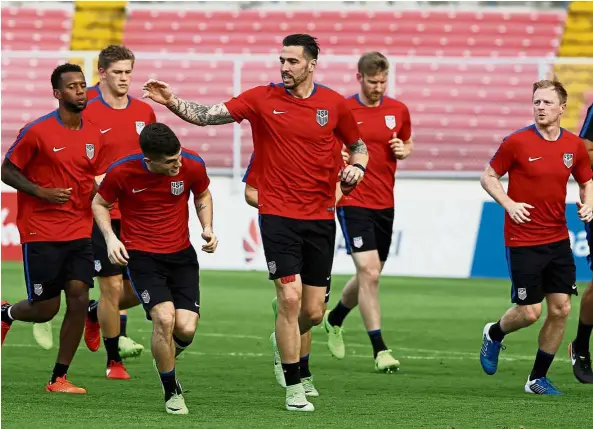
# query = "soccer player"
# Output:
<box><xmin>0</xmin><ymin>63</ymin><xmax>105</xmax><ymax>393</ymax></box>
<box><xmin>244</xmin><ymin>148</ymin><xmax>349</xmax><ymax>396</ymax></box>
<box><xmin>479</xmin><ymin>79</ymin><xmax>593</xmax><ymax>395</ymax></box>
<box><xmin>569</xmin><ymin>102</ymin><xmax>593</xmax><ymax>383</ymax></box>
<box><xmin>82</xmin><ymin>45</ymin><xmax>157</xmax><ymax>379</ymax></box>
<box><xmin>143</xmin><ymin>33</ymin><xmax>368</xmax><ymax>412</ymax></box>
<box><xmin>323</xmin><ymin>52</ymin><xmax>411</xmax><ymax>373</ymax></box>
<box><xmin>92</xmin><ymin>122</ymin><xmax>216</xmax><ymax>414</ymax></box>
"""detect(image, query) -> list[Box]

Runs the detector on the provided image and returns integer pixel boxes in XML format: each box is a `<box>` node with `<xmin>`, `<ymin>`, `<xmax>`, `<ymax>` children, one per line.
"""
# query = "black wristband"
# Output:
<box><xmin>352</xmin><ymin>163</ymin><xmax>366</xmax><ymax>173</ymax></box>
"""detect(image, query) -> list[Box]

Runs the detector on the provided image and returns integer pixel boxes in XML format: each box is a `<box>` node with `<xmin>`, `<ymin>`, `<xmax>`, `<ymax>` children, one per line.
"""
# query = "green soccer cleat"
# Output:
<box><xmin>270</xmin><ymin>332</ymin><xmax>286</xmax><ymax>387</ymax></box>
<box><xmin>301</xmin><ymin>376</ymin><xmax>319</xmax><ymax>397</ymax></box>
<box><xmin>322</xmin><ymin>310</ymin><xmax>345</xmax><ymax>359</ymax></box>
<box><xmin>374</xmin><ymin>349</ymin><xmax>400</xmax><ymax>373</ymax></box>
<box><xmin>165</xmin><ymin>393</ymin><xmax>188</xmax><ymax>415</ymax></box>
<box><xmin>119</xmin><ymin>335</ymin><xmax>144</xmax><ymax>359</ymax></box>
<box><xmin>33</xmin><ymin>321</ymin><xmax>53</xmax><ymax>350</ymax></box>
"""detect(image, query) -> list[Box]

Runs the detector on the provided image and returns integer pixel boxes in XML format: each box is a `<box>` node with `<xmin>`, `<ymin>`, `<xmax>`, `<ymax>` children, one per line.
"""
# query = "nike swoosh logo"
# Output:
<box><xmin>53</xmin><ymin>147</ymin><xmax>65</xmax><ymax>152</ymax></box>
<box><xmin>528</xmin><ymin>157</ymin><xmax>542</xmax><ymax>162</ymax></box>
<box><xmin>132</xmin><ymin>188</ymin><xmax>147</xmax><ymax>193</ymax></box>
<box><xmin>357</xmin><ymin>121</ymin><xmax>363</xmax><ymax>124</ymax></box>
<box><xmin>273</xmin><ymin>109</ymin><xmax>287</xmax><ymax>115</ymax></box>
<box><xmin>167</xmin><ymin>407</ymin><xmax>182</xmax><ymax>411</ymax></box>
<box><xmin>100</xmin><ymin>128</ymin><xmax>112</xmax><ymax>134</ymax></box>
<box><xmin>287</xmin><ymin>403</ymin><xmax>308</xmax><ymax>409</ymax></box>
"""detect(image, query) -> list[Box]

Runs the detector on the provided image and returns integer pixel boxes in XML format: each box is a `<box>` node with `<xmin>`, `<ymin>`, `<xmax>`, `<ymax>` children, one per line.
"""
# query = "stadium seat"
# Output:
<box><xmin>1</xmin><ymin>6</ymin><xmax>568</xmax><ymax>172</ymax></box>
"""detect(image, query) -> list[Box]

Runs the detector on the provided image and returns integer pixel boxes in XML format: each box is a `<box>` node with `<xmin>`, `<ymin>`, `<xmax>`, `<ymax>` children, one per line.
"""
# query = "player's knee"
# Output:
<box><xmin>151</xmin><ymin>304</ymin><xmax>176</xmax><ymax>332</ymax></box>
<box><xmin>358</xmin><ymin>264</ymin><xmax>381</xmax><ymax>286</ymax></box>
<box><xmin>174</xmin><ymin>325</ymin><xmax>197</xmax><ymax>342</ymax></box>
<box><xmin>35</xmin><ymin>298</ymin><xmax>61</xmax><ymax>321</ymax></box>
<box><xmin>519</xmin><ymin>304</ymin><xmax>542</xmax><ymax>325</ymax></box>
<box><xmin>277</xmin><ymin>293</ymin><xmax>301</xmax><ymax>316</ymax></box>
<box><xmin>302</xmin><ymin>305</ymin><xmax>324</xmax><ymax>326</ymax></box>
<box><xmin>99</xmin><ymin>276</ymin><xmax>124</xmax><ymax>300</ymax></box>
<box><xmin>548</xmin><ymin>299</ymin><xmax>571</xmax><ymax>320</ymax></box>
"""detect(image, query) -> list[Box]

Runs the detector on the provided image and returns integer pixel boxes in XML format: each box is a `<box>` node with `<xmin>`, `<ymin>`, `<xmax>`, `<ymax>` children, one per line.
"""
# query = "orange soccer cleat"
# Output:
<box><xmin>45</xmin><ymin>376</ymin><xmax>86</xmax><ymax>394</ymax></box>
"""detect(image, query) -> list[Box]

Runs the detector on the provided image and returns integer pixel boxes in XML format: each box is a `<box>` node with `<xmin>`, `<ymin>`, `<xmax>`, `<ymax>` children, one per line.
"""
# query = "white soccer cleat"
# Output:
<box><xmin>301</xmin><ymin>376</ymin><xmax>319</xmax><ymax>397</ymax></box>
<box><xmin>165</xmin><ymin>393</ymin><xmax>188</xmax><ymax>415</ymax></box>
<box><xmin>33</xmin><ymin>321</ymin><xmax>53</xmax><ymax>350</ymax></box>
<box><xmin>285</xmin><ymin>384</ymin><xmax>314</xmax><ymax>412</ymax></box>
<box><xmin>270</xmin><ymin>332</ymin><xmax>286</xmax><ymax>387</ymax></box>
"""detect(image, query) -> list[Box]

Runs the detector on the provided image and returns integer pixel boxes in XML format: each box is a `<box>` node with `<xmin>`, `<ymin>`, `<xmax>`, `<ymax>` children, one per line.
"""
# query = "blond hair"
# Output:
<box><xmin>532</xmin><ymin>78</ymin><xmax>567</xmax><ymax>105</ymax></box>
<box><xmin>357</xmin><ymin>51</ymin><xmax>389</xmax><ymax>76</ymax></box>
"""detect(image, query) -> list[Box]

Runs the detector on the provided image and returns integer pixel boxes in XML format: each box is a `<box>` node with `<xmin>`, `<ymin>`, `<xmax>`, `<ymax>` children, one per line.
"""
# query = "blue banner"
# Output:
<box><xmin>470</xmin><ymin>202</ymin><xmax>592</xmax><ymax>281</ymax></box>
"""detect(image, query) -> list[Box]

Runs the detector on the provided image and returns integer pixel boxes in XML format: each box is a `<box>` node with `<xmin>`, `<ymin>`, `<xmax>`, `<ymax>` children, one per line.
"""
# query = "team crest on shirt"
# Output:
<box><xmin>85</xmin><ymin>143</ymin><xmax>95</xmax><ymax>160</ymax></box>
<box><xmin>563</xmin><ymin>153</ymin><xmax>573</xmax><ymax>168</ymax></box>
<box><xmin>136</xmin><ymin>121</ymin><xmax>146</xmax><ymax>135</ymax></box>
<box><xmin>384</xmin><ymin>115</ymin><xmax>396</xmax><ymax>130</ymax></box>
<box><xmin>353</xmin><ymin>236</ymin><xmax>363</xmax><ymax>248</ymax></box>
<box><xmin>316</xmin><ymin>109</ymin><xmax>329</xmax><ymax>127</ymax></box>
<box><xmin>171</xmin><ymin>181</ymin><xmax>184</xmax><ymax>196</ymax></box>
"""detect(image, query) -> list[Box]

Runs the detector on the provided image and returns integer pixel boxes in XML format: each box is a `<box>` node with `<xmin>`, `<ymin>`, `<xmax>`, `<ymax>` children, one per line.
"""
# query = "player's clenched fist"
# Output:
<box><xmin>142</xmin><ymin>79</ymin><xmax>173</xmax><ymax>105</ymax></box>
<box><xmin>341</xmin><ymin>164</ymin><xmax>364</xmax><ymax>186</ymax></box>
<box><xmin>201</xmin><ymin>226</ymin><xmax>218</xmax><ymax>253</ymax></box>
<box><xmin>389</xmin><ymin>132</ymin><xmax>406</xmax><ymax>160</ymax></box>
<box><xmin>106</xmin><ymin>235</ymin><xmax>129</xmax><ymax>266</ymax></box>
<box><xmin>36</xmin><ymin>187</ymin><xmax>72</xmax><ymax>204</ymax></box>
<box><xmin>577</xmin><ymin>201</ymin><xmax>593</xmax><ymax>223</ymax></box>
<box><xmin>506</xmin><ymin>202</ymin><xmax>534</xmax><ymax>224</ymax></box>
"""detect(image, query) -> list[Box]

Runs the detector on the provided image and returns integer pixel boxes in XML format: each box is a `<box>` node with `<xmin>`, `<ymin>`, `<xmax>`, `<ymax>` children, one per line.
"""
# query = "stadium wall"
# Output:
<box><xmin>2</xmin><ymin>178</ymin><xmax>590</xmax><ymax>281</ymax></box>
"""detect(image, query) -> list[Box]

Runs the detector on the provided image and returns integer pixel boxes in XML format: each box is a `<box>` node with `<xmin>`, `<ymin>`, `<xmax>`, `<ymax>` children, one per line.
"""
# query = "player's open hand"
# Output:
<box><xmin>142</xmin><ymin>79</ymin><xmax>173</xmax><ymax>105</ymax></box>
<box><xmin>507</xmin><ymin>202</ymin><xmax>534</xmax><ymax>224</ymax></box>
<box><xmin>577</xmin><ymin>201</ymin><xmax>593</xmax><ymax>223</ymax></box>
<box><xmin>201</xmin><ymin>226</ymin><xmax>218</xmax><ymax>253</ymax></box>
<box><xmin>389</xmin><ymin>132</ymin><xmax>406</xmax><ymax>160</ymax></box>
<box><xmin>37</xmin><ymin>187</ymin><xmax>72</xmax><ymax>204</ymax></box>
<box><xmin>106</xmin><ymin>235</ymin><xmax>129</xmax><ymax>266</ymax></box>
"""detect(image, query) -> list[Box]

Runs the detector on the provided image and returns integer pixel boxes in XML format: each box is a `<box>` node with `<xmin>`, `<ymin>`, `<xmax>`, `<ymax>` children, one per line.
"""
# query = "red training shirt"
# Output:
<box><xmin>87</xmin><ymin>83</ymin><xmax>100</xmax><ymax>101</ymax></box>
<box><xmin>5</xmin><ymin>110</ymin><xmax>107</xmax><ymax>243</ymax></box>
<box><xmin>337</xmin><ymin>94</ymin><xmax>412</xmax><ymax>210</ymax></box>
<box><xmin>97</xmin><ymin>149</ymin><xmax>210</xmax><ymax>254</ymax></box>
<box><xmin>83</xmin><ymin>86</ymin><xmax>157</xmax><ymax>220</ymax></box>
<box><xmin>490</xmin><ymin>124</ymin><xmax>592</xmax><ymax>247</ymax></box>
<box><xmin>225</xmin><ymin>83</ymin><xmax>360</xmax><ymax>220</ymax></box>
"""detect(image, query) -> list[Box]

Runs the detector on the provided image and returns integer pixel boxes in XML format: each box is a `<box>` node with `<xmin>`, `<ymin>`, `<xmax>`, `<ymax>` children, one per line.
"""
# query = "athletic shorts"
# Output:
<box><xmin>337</xmin><ymin>206</ymin><xmax>394</xmax><ymax>262</ymax></box>
<box><xmin>22</xmin><ymin>239</ymin><xmax>94</xmax><ymax>302</ymax></box>
<box><xmin>585</xmin><ymin>221</ymin><xmax>593</xmax><ymax>270</ymax></box>
<box><xmin>506</xmin><ymin>238</ymin><xmax>577</xmax><ymax>305</ymax></box>
<box><xmin>92</xmin><ymin>219</ymin><xmax>129</xmax><ymax>280</ymax></box>
<box><xmin>126</xmin><ymin>245</ymin><xmax>200</xmax><ymax>320</ymax></box>
<box><xmin>259</xmin><ymin>214</ymin><xmax>335</xmax><ymax>287</ymax></box>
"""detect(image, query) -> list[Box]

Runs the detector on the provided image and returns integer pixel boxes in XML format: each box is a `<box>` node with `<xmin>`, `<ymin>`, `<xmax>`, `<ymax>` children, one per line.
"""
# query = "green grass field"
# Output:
<box><xmin>1</xmin><ymin>261</ymin><xmax>592</xmax><ymax>429</ymax></box>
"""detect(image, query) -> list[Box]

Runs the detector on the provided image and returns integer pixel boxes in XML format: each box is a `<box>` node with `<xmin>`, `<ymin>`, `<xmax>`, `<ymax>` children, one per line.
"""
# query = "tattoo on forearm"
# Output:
<box><xmin>196</xmin><ymin>203</ymin><xmax>207</xmax><ymax>212</ymax></box>
<box><xmin>1</xmin><ymin>159</ymin><xmax>38</xmax><ymax>197</ymax></box>
<box><xmin>348</xmin><ymin>138</ymin><xmax>368</xmax><ymax>156</ymax></box>
<box><xmin>168</xmin><ymin>96</ymin><xmax>235</xmax><ymax>126</ymax></box>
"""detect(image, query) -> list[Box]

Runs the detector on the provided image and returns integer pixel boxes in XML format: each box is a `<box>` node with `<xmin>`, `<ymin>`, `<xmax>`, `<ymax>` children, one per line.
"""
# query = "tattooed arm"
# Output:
<box><xmin>142</xmin><ymin>79</ymin><xmax>235</xmax><ymax>127</ymax></box>
<box><xmin>194</xmin><ymin>188</ymin><xmax>218</xmax><ymax>253</ymax></box>
<box><xmin>346</xmin><ymin>138</ymin><xmax>369</xmax><ymax>169</ymax></box>
<box><xmin>166</xmin><ymin>96</ymin><xmax>235</xmax><ymax>127</ymax></box>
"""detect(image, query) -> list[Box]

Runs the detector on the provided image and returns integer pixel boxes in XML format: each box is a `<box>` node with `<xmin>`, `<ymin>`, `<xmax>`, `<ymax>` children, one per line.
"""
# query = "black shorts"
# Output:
<box><xmin>585</xmin><ymin>221</ymin><xmax>593</xmax><ymax>270</ymax></box>
<box><xmin>337</xmin><ymin>206</ymin><xmax>394</xmax><ymax>262</ymax></box>
<box><xmin>22</xmin><ymin>239</ymin><xmax>94</xmax><ymax>302</ymax></box>
<box><xmin>259</xmin><ymin>214</ymin><xmax>335</xmax><ymax>287</ymax></box>
<box><xmin>126</xmin><ymin>245</ymin><xmax>200</xmax><ymax>320</ymax></box>
<box><xmin>92</xmin><ymin>219</ymin><xmax>129</xmax><ymax>280</ymax></box>
<box><xmin>506</xmin><ymin>238</ymin><xmax>577</xmax><ymax>305</ymax></box>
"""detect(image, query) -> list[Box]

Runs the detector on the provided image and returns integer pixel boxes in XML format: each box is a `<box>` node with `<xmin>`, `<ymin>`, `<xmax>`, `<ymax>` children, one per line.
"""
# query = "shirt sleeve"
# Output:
<box><xmin>5</xmin><ymin>125</ymin><xmax>39</xmax><ymax>170</ymax></box>
<box><xmin>93</xmin><ymin>134</ymin><xmax>111</xmax><ymax>175</ymax></box>
<box><xmin>242</xmin><ymin>153</ymin><xmax>258</xmax><ymax>187</ymax></box>
<box><xmin>489</xmin><ymin>137</ymin><xmax>516</xmax><ymax>177</ymax></box>
<box><xmin>398</xmin><ymin>105</ymin><xmax>412</xmax><ymax>142</ymax></box>
<box><xmin>335</xmin><ymin>98</ymin><xmax>361</xmax><ymax>146</ymax></box>
<box><xmin>224</xmin><ymin>86</ymin><xmax>263</xmax><ymax>124</ymax></box>
<box><xmin>572</xmin><ymin>139</ymin><xmax>593</xmax><ymax>184</ymax></box>
<box><xmin>191</xmin><ymin>161</ymin><xmax>211</xmax><ymax>196</ymax></box>
<box><xmin>97</xmin><ymin>169</ymin><xmax>122</xmax><ymax>204</ymax></box>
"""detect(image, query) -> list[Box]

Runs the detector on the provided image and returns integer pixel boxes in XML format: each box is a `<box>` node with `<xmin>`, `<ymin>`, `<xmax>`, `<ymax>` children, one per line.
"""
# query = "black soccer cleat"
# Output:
<box><xmin>568</xmin><ymin>341</ymin><xmax>593</xmax><ymax>384</ymax></box>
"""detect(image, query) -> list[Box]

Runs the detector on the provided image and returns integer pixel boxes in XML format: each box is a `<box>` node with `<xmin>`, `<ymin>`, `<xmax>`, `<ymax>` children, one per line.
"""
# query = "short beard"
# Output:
<box><xmin>63</xmin><ymin>100</ymin><xmax>86</xmax><ymax>113</ymax></box>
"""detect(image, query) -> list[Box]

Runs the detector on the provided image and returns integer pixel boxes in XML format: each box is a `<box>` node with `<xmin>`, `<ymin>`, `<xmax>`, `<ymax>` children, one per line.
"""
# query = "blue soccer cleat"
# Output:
<box><xmin>480</xmin><ymin>322</ymin><xmax>505</xmax><ymax>375</ymax></box>
<box><xmin>524</xmin><ymin>376</ymin><xmax>563</xmax><ymax>395</ymax></box>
